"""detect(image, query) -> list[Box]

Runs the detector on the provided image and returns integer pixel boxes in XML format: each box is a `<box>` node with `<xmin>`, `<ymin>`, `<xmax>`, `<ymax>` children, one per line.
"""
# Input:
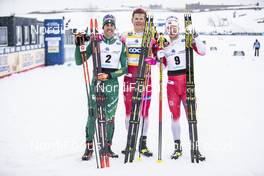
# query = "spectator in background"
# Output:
<box><xmin>253</xmin><ymin>39</ymin><xmax>260</xmax><ymax>57</ymax></box>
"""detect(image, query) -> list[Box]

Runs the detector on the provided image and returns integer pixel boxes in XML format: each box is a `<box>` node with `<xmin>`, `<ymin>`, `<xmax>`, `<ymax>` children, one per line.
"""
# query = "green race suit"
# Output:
<box><xmin>75</xmin><ymin>36</ymin><xmax>127</xmax><ymax>144</ymax></box>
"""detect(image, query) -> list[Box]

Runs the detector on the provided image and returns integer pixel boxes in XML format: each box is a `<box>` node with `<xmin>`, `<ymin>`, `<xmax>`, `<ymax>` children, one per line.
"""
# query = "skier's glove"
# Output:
<box><xmin>144</xmin><ymin>57</ymin><xmax>157</xmax><ymax>65</ymax></box>
<box><xmin>158</xmin><ymin>35</ymin><xmax>169</xmax><ymax>48</ymax></box>
<box><xmin>97</xmin><ymin>73</ymin><xmax>109</xmax><ymax>81</ymax></box>
<box><xmin>157</xmin><ymin>50</ymin><xmax>166</xmax><ymax>60</ymax></box>
<box><xmin>163</xmin><ymin>41</ymin><xmax>170</xmax><ymax>47</ymax></box>
<box><xmin>185</xmin><ymin>24</ymin><xmax>198</xmax><ymax>38</ymax></box>
<box><xmin>75</xmin><ymin>32</ymin><xmax>90</xmax><ymax>46</ymax></box>
<box><xmin>156</xmin><ymin>50</ymin><xmax>166</xmax><ymax>69</ymax></box>
<box><xmin>125</xmin><ymin>73</ymin><xmax>133</xmax><ymax>78</ymax></box>
<box><xmin>75</xmin><ymin>32</ymin><xmax>84</xmax><ymax>46</ymax></box>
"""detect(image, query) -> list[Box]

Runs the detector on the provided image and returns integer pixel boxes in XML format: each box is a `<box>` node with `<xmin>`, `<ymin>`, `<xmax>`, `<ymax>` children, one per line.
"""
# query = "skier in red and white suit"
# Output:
<box><xmin>157</xmin><ymin>16</ymin><xmax>206</xmax><ymax>160</ymax></box>
<box><xmin>121</xmin><ymin>8</ymin><xmax>157</xmax><ymax>157</ymax></box>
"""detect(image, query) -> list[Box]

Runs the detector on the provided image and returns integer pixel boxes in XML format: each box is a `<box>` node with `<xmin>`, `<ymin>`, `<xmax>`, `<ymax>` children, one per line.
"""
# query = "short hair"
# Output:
<box><xmin>132</xmin><ymin>8</ymin><xmax>147</xmax><ymax>18</ymax></box>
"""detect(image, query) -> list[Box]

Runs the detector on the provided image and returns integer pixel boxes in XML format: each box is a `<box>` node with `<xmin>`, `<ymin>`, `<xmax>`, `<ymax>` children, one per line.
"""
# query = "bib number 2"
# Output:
<box><xmin>105</xmin><ymin>55</ymin><xmax>111</xmax><ymax>63</ymax></box>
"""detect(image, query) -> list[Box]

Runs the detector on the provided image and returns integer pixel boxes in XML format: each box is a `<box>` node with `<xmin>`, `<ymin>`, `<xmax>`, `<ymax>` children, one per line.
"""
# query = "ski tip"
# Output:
<box><xmin>90</xmin><ymin>19</ymin><xmax>93</xmax><ymax>32</ymax></box>
<box><xmin>90</xmin><ymin>18</ymin><xmax>93</xmax><ymax>25</ymax></box>
<box><xmin>156</xmin><ymin>160</ymin><xmax>163</xmax><ymax>164</ymax></box>
<box><xmin>137</xmin><ymin>156</ymin><xmax>142</xmax><ymax>161</ymax></box>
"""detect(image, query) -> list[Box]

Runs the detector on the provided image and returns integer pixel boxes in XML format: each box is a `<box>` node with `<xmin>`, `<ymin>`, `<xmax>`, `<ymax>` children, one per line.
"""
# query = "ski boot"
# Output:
<box><xmin>106</xmin><ymin>143</ymin><xmax>119</xmax><ymax>158</ymax></box>
<box><xmin>171</xmin><ymin>140</ymin><xmax>182</xmax><ymax>160</ymax></box>
<box><xmin>139</xmin><ymin>136</ymin><xmax>153</xmax><ymax>157</ymax></box>
<box><xmin>82</xmin><ymin>141</ymin><xmax>93</xmax><ymax>161</ymax></box>
<box><xmin>192</xmin><ymin>149</ymin><xmax>206</xmax><ymax>162</ymax></box>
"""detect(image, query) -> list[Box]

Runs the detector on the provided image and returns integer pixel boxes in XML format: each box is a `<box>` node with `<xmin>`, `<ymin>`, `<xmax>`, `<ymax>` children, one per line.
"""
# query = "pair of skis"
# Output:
<box><xmin>124</xmin><ymin>15</ymin><xmax>154</xmax><ymax>163</ymax></box>
<box><xmin>185</xmin><ymin>14</ymin><xmax>205</xmax><ymax>163</ymax></box>
<box><xmin>79</xmin><ymin>19</ymin><xmax>110</xmax><ymax>168</ymax></box>
<box><xmin>89</xmin><ymin>18</ymin><xmax>110</xmax><ymax>168</ymax></box>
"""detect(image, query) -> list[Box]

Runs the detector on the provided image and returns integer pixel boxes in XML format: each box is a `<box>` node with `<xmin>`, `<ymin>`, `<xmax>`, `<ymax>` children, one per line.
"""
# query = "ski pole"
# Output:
<box><xmin>138</xmin><ymin>64</ymin><xmax>151</xmax><ymax>161</ymax></box>
<box><xmin>78</xmin><ymin>31</ymin><xmax>100</xmax><ymax>168</ymax></box>
<box><xmin>157</xmin><ymin>34</ymin><xmax>165</xmax><ymax>163</ymax></box>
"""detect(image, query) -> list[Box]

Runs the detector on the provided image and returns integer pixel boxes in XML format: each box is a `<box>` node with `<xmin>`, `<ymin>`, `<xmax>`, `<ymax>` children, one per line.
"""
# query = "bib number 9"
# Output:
<box><xmin>174</xmin><ymin>56</ymin><xmax>180</xmax><ymax>65</ymax></box>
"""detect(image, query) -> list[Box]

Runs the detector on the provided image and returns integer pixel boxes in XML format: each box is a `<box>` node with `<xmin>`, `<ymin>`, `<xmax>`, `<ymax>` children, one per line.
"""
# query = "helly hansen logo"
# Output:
<box><xmin>178</xmin><ymin>50</ymin><xmax>185</xmax><ymax>54</ymax></box>
<box><xmin>128</xmin><ymin>47</ymin><xmax>141</xmax><ymax>54</ymax></box>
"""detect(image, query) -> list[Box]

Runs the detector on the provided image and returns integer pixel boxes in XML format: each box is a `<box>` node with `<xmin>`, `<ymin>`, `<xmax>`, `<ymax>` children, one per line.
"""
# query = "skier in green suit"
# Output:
<box><xmin>75</xmin><ymin>14</ymin><xmax>127</xmax><ymax>160</ymax></box>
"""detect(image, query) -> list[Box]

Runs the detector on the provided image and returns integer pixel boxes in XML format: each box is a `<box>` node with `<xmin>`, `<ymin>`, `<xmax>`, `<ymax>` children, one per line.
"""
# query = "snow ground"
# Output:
<box><xmin>1</xmin><ymin>35</ymin><xmax>264</xmax><ymax>176</ymax></box>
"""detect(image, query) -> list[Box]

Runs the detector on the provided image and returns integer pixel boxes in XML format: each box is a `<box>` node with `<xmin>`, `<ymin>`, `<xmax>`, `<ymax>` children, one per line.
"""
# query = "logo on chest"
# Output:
<box><xmin>128</xmin><ymin>47</ymin><xmax>141</xmax><ymax>54</ymax></box>
<box><xmin>178</xmin><ymin>50</ymin><xmax>185</xmax><ymax>54</ymax></box>
<box><xmin>102</xmin><ymin>47</ymin><xmax>110</xmax><ymax>53</ymax></box>
<box><xmin>126</xmin><ymin>38</ymin><xmax>141</xmax><ymax>46</ymax></box>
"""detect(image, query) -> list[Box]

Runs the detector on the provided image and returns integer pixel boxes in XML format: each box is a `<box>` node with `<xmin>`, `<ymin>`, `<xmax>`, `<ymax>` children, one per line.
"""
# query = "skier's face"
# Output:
<box><xmin>103</xmin><ymin>23</ymin><xmax>115</xmax><ymax>38</ymax></box>
<box><xmin>132</xmin><ymin>13</ymin><xmax>146</xmax><ymax>33</ymax></box>
<box><xmin>168</xmin><ymin>25</ymin><xmax>179</xmax><ymax>39</ymax></box>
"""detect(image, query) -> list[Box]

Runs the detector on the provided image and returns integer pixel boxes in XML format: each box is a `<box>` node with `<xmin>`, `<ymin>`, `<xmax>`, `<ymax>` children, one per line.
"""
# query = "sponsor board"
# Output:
<box><xmin>0</xmin><ymin>49</ymin><xmax>44</xmax><ymax>78</ymax></box>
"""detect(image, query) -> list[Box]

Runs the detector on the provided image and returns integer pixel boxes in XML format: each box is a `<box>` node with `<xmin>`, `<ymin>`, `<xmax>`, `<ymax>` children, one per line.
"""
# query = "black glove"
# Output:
<box><xmin>75</xmin><ymin>33</ymin><xmax>90</xmax><ymax>46</ymax></box>
<box><xmin>158</xmin><ymin>34</ymin><xmax>169</xmax><ymax>48</ymax></box>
